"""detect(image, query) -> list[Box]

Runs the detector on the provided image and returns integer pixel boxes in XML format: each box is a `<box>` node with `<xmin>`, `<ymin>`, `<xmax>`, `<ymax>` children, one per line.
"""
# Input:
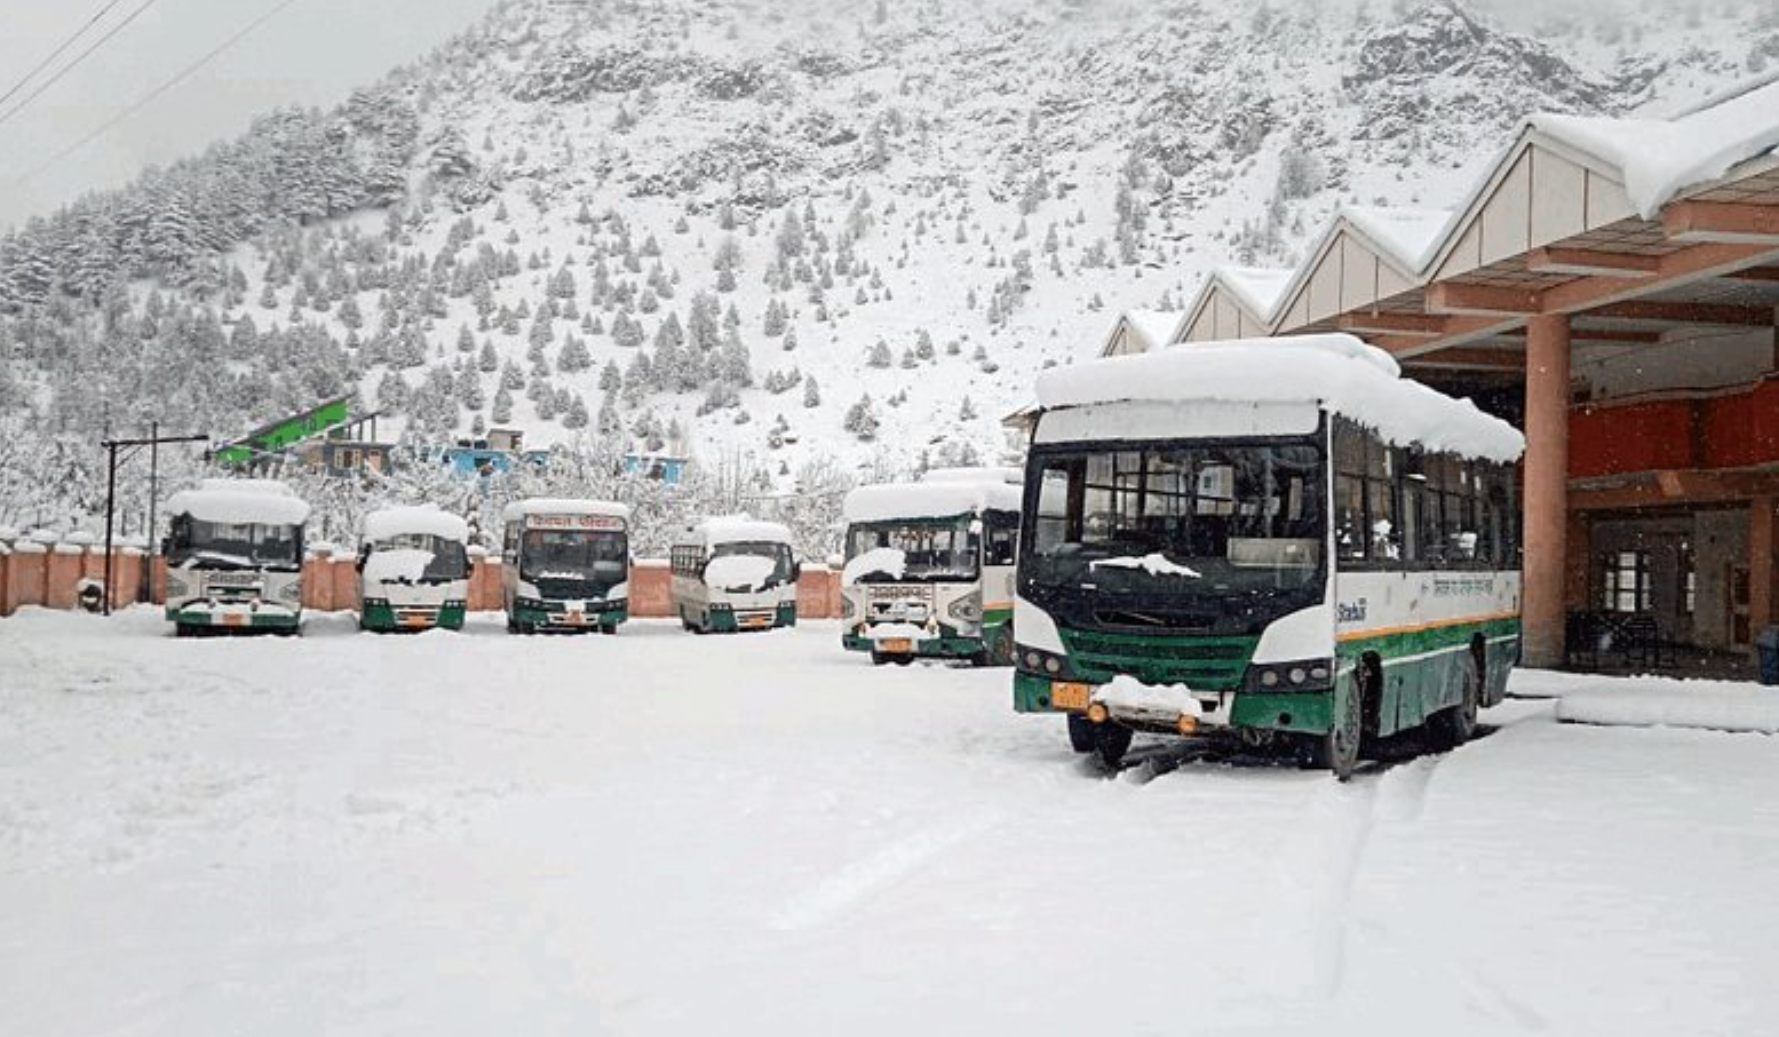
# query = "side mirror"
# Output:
<box><xmin>791</xmin><ymin>561</ymin><xmax>803</xmax><ymax>581</ymax></box>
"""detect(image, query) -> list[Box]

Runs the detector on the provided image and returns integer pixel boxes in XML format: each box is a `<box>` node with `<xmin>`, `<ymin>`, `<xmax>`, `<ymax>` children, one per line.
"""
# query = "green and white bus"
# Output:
<box><xmin>163</xmin><ymin>479</ymin><xmax>310</xmax><ymax>636</ymax></box>
<box><xmin>670</xmin><ymin>516</ymin><xmax>800</xmax><ymax>633</ymax></box>
<box><xmin>357</xmin><ymin>505</ymin><xmax>471</xmax><ymax>632</ymax></box>
<box><xmin>501</xmin><ymin>498</ymin><xmax>630</xmax><ymax>634</ymax></box>
<box><xmin>841</xmin><ymin>472</ymin><xmax>1023</xmax><ymax>666</ymax></box>
<box><xmin>1012</xmin><ymin>335</ymin><xmax>1524</xmax><ymax>777</ymax></box>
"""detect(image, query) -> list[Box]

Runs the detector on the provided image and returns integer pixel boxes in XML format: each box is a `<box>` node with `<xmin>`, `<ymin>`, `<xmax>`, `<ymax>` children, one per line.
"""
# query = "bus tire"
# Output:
<box><xmin>1091</xmin><ymin>722</ymin><xmax>1133</xmax><ymax>769</ymax></box>
<box><xmin>1066</xmin><ymin>713</ymin><xmax>1096</xmax><ymax>753</ymax></box>
<box><xmin>600</xmin><ymin>621</ymin><xmax>619</xmax><ymax>636</ymax></box>
<box><xmin>870</xmin><ymin>650</ymin><xmax>889</xmax><ymax>666</ymax></box>
<box><xmin>1306</xmin><ymin>669</ymin><xmax>1365</xmax><ymax>780</ymax></box>
<box><xmin>1428</xmin><ymin>646</ymin><xmax>1482</xmax><ymax>751</ymax></box>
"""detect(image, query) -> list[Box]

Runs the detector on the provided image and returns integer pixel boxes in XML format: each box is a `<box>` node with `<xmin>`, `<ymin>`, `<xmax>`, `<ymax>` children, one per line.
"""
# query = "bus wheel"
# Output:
<box><xmin>1091</xmin><ymin>722</ymin><xmax>1133</xmax><ymax>769</ymax></box>
<box><xmin>869</xmin><ymin>650</ymin><xmax>889</xmax><ymax>666</ymax></box>
<box><xmin>1306</xmin><ymin>674</ymin><xmax>1364</xmax><ymax>780</ymax></box>
<box><xmin>506</xmin><ymin>616</ymin><xmax>518</xmax><ymax>634</ymax></box>
<box><xmin>600</xmin><ymin>621</ymin><xmax>619</xmax><ymax>636</ymax></box>
<box><xmin>984</xmin><ymin>624</ymin><xmax>1015</xmax><ymax>667</ymax></box>
<box><xmin>1066</xmin><ymin>713</ymin><xmax>1096</xmax><ymax>753</ymax></box>
<box><xmin>1428</xmin><ymin>648</ymin><xmax>1481</xmax><ymax>751</ymax></box>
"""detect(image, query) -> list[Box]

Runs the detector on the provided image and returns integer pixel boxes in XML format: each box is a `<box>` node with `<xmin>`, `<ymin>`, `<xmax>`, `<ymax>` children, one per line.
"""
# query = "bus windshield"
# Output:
<box><xmin>169</xmin><ymin>518</ymin><xmax>302</xmax><ymax>571</ymax></box>
<box><xmin>846</xmin><ymin>517</ymin><xmax>979</xmax><ymax>583</ymax></box>
<box><xmin>520</xmin><ymin>529</ymin><xmax>627</xmax><ymax>583</ymax></box>
<box><xmin>709</xmin><ymin>541</ymin><xmax>795</xmax><ymax>587</ymax></box>
<box><xmin>1023</xmin><ymin>440</ymin><xmax>1325</xmax><ymax>598</ymax></box>
<box><xmin>370</xmin><ymin>534</ymin><xmax>469</xmax><ymax>583</ymax></box>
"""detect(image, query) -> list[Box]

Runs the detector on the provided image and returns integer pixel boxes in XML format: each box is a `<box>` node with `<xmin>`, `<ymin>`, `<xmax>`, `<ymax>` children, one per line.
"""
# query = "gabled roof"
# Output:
<box><xmin>1176</xmin><ymin>265</ymin><xmax>1293</xmax><ymax>343</ymax></box>
<box><xmin>1098</xmin><ymin>308</ymin><xmax>1186</xmax><ymax>357</ymax></box>
<box><xmin>1531</xmin><ymin>73</ymin><xmax>1779</xmax><ymax>219</ymax></box>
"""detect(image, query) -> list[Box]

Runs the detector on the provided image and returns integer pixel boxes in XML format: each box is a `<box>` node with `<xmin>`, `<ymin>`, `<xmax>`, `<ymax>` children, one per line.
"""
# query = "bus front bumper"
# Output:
<box><xmin>361</xmin><ymin>599</ymin><xmax>467</xmax><ymax>632</ymax></box>
<box><xmin>167</xmin><ymin>601</ymin><xmax>300</xmax><ymax>631</ymax></box>
<box><xmin>845</xmin><ymin>626</ymin><xmax>983</xmax><ymax>659</ymax></box>
<box><xmin>512</xmin><ymin>599</ymin><xmax>628</xmax><ymax>630</ymax></box>
<box><xmin>1012</xmin><ymin>672</ymin><xmax>1336</xmax><ymax>736</ymax></box>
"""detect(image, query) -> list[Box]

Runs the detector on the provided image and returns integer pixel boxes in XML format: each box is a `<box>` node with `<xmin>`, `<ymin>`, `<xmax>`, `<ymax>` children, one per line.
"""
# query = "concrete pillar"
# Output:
<box><xmin>1751</xmin><ymin>496</ymin><xmax>1777</xmax><ymax>650</ymax></box>
<box><xmin>1523</xmin><ymin>314</ymin><xmax>1572</xmax><ymax>667</ymax></box>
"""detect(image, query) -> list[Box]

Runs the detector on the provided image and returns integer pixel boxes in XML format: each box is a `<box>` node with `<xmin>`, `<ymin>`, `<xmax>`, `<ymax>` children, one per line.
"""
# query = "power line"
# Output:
<box><xmin>0</xmin><ymin>0</ymin><xmax>167</xmax><ymax>132</ymax></box>
<box><xmin>15</xmin><ymin>0</ymin><xmax>307</xmax><ymax>184</ymax></box>
<box><xmin>0</xmin><ymin>0</ymin><xmax>132</xmax><ymax>112</ymax></box>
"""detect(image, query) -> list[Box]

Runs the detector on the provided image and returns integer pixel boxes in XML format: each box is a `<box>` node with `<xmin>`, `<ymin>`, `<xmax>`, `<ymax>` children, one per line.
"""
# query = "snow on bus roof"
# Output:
<box><xmin>921</xmin><ymin>466</ymin><xmax>1023</xmax><ymax>485</ymax></box>
<box><xmin>166</xmin><ymin>479</ymin><xmax>311</xmax><ymax>526</ymax></box>
<box><xmin>844</xmin><ymin>481</ymin><xmax>1024</xmax><ymax>524</ymax></box>
<box><xmin>501</xmin><ymin>498</ymin><xmax>631</xmax><ymax>522</ymax></box>
<box><xmin>363</xmin><ymin>505</ymin><xmax>470</xmax><ymax>544</ymax></box>
<box><xmin>1034</xmin><ymin>334</ymin><xmax>1525</xmax><ymax>462</ymax></box>
<box><xmin>692</xmin><ymin>515</ymin><xmax>794</xmax><ymax>547</ymax></box>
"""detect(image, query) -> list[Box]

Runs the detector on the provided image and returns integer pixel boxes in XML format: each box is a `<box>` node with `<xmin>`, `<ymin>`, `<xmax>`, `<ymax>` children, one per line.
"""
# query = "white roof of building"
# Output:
<box><xmin>1341</xmin><ymin>206</ymin><xmax>1454</xmax><ymax>274</ymax></box>
<box><xmin>1214</xmin><ymin>265</ymin><xmax>1296</xmax><ymax>323</ymax></box>
<box><xmin>363</xmin><ymin>505</ymin><xmax>470</xmax><ymax>544</ymax></box>
<box><xmin>1123</xmin><ymin>309</ymin><xmax>1185</xmax><ymax>352</ymax></box>
<box><xmin>1532</xmin><ymin>74</ymin><xmax>1779</xmax><ymax>219</ymax></box>
<box><xmin>166</xmin><ymin>479</ymin><xmax>310</xmax><ymax>526</ymax></box>
<box><xmin>1035</xmin><ymin>334</ymin><xmax>1525</xmax><ymax>462</ymax></box>
<box><xmin>501</xmin><ymin>498</ymin><xmax>631</xmax><ymax>522</ymax></box>
<box><xmin>844</xmin><ymin>481</ymin><xmax>1025</xmax><ymax>524</ymax></box>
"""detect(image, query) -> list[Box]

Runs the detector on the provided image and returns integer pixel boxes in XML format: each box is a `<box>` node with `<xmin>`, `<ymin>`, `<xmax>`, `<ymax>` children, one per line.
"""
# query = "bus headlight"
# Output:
<box><xmin>276</xmin><ymin>581</ymin><xmax>302</xmax><ymax>603</ymax></box>
<box><xmin>1243</xmin><ymin>660</ymin><xmax>1334</xmax><ymax>694</ymax></box>
<box><xmin>1020</xmin><ymin>646</ymin><xmax>1073</xmax><ymax>679</ymax></box>
<box><xmin>947</xmin><ymin>592</ymin><xmax>983</xmax><ymax>622</ymax></box>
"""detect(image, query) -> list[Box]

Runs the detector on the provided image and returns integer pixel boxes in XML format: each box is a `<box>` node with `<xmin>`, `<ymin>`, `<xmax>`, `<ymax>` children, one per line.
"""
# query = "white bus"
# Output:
<box><xmin>1014</xmin><ymin>335</ymin><xmax>1525</xmax><ymax>777</ymax></box>
<box><xmin>163</xmin><ymin>479</ymin><xmax>310</xmax><ymax>636</ymax></box>
<box><xmin>841</xmin><ymin>472</ymin><xmax>1022</xmax><ymax>666</ymax></box>
<box><xmin>501</xmin><ymin>498</ymin><xmax>630</xmax><ymax>634</ymax></box>
<box><xmin>669</xmin><ymin>516</ymin><xmax>800</xmax><ymax>633</ymax></box>
<box><xmin>357</xmin><ymin>505</ymin><xmax>471</xmax><ymax>633</ymax></box>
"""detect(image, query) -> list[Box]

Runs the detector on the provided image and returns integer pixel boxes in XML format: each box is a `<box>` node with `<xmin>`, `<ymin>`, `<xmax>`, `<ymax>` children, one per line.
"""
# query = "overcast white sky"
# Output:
<box><xmin>0</xmin><ymin>0</ymin><xmax>499</xmax><ymax>229</ymax></box>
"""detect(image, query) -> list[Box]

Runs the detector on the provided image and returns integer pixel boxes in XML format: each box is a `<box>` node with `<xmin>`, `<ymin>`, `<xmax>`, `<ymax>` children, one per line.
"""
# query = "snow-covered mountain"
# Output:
<box><xmin>0</xmin><ymin>0</ymin><xmax>1771</xmax><ymax>538</ymax></box>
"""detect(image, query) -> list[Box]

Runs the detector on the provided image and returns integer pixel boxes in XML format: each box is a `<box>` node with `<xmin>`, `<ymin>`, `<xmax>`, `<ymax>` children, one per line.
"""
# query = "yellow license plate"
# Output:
<box><xmin>402</xmin><ymin>615</ymin><xmax>430</xmax><ymax>628</ymax></box>
<box><xmin>1051</xmin><ymin>682</ymin><xmax>1092</xmax><ymax>712</ymax></box>
<box><xmin>220</xmin><ymin>613</ymin><xmax>247</xmax><ymax>628</ymax></box>
<box><xmin>879</xmin><ymin>638</ymin><xmax>913</xmax><ymax>654</ymax></box>
<box><xmin>565</xmin><ymin>612</ymin><xmax>584</xmax><ymax>625</ymax></box>
<box><xmin>744</xmin><ymin>616</ymin><xmax>771</xmax><ymax>627</ymax></box>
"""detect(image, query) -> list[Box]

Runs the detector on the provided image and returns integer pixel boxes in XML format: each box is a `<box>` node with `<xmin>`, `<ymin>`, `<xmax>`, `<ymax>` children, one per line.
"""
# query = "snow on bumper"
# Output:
<box><xmin>167</xmin><ymin>601</ymin><xmax>300</xmax><ymax>629</ymax></box>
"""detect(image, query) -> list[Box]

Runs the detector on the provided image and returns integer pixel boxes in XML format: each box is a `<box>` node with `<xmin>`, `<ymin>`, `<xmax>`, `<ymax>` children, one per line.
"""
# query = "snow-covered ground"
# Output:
<box><xmin>3</xmin><ymin>609</ymin><xmax>1776</xmax><ymax>1036</ymax></box>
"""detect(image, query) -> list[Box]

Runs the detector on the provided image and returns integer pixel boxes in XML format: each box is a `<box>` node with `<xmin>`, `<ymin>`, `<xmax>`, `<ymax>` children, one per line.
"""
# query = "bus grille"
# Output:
<box><xmin>1059</xmin><ymin>629</ymin><xmax>1259</xmax><ymax>691</ymax></box>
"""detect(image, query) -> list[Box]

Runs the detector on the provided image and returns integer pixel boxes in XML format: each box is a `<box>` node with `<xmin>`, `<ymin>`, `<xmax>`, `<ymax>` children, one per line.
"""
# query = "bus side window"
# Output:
<box><xmin>985</xmin><ymin>521</ymin><xmax>1017</xmax><ymax>567</ymax></box>
<box><xmin>1367</xmin><ymin>439</ymin><xmax>1401</xmax><ymax>564</ymax></box>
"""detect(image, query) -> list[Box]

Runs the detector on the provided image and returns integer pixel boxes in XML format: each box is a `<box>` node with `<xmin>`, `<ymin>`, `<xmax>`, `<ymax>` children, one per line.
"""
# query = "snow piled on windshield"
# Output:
<box><xmin>363</xmin><ymin>506</ymin><xmax>469</xmax><ymax>545</ymax></box>
<box><xmin>362</xmin><ymin>548</ymin><xmax>437</xmax><ymax>586</ymax></box>
<box><xmin>842</xmin><ymin>547</ymin><xmax>906</xmax><ymax>585</ymax></box>
<box><xmin>1037</xmin><ymin>333</ymin><xmax>1524</xmax><ymax>462</ymax></box>
<box><xmin>1090</xmin><ymin>554</ymin><xmax>1204</xmax><ymax>578</ymax></box>
<box><xmin>166</xmin><ymin>479</ymin><xmax>310</xmax><ymax>526</ymax></box>
<box><xmin>704</xmin><ymin>554</ymin><xmax>779</xmax><ymax>592</ymax></box>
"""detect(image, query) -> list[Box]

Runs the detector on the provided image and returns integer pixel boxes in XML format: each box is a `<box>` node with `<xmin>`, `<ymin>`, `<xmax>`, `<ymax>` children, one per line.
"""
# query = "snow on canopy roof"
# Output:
<box><xmin>363</xmin><ymin>505</ymin><xmax>470</xmax><ymax>544</ymax></box>
<box><xmin>501</xmin><ymin>497</ymin><xmax>630</xmax><ymax>522</ymax></box>
<box><xmin>1123</xmin><ymin>309</ymin><xmax>1183</xmax><ymax>352</ymax></box>
<box><xmin>844</xmin><ymin>481</ymin><xmax>1024</xmax><ymax>524</ymax></box>
<box><xmin>1038</xmin><ymin>334</ymin><xmax>1525</xmax><ymax>462</ymax></box>
<box><xmin>921</xmin><ymin>466</ymin><xmax>1022</xmax><ymax>485</ymax></box>
<box><xmin>166</xmin><ymin>479</ymin><xmax>310</xmax><ymax>526</ymax></box>
<box><xmin>1215</xmin><ymin>265</ymin><xmax>1295</xmax><ymax>323</ymax></box>
<box><xmin>1531</xmin><ymin>74</ymin><xmax>1779</xmax><ymax>220</ymax></box>
<box><xmin>692</xmin><ymin>515</ymin><xmax>794</xmax><ymax>547</ymax></box>
<box><xmin>1342</xmin><ymin>206</ymin><xmax>1453</xmax><ymax>273</ymax></box>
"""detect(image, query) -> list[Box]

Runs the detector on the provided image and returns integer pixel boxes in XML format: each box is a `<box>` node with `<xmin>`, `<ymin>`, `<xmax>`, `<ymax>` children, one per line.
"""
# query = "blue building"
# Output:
<box><xmin>623</xmin><ymin>453</ymin><xmax>689</xmax><ymax>485</ymax></box>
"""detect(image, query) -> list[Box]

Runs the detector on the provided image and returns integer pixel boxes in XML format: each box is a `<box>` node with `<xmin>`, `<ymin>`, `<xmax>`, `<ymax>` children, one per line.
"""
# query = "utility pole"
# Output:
<box><xmin>101</xmin><ymin>430</ymin><xmax>208</xmax><ymax>616</ymax></box>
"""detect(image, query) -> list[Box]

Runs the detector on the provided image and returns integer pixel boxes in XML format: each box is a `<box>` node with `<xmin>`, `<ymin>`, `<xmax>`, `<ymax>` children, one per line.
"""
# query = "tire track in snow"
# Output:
<box><xmin>766</xmin><ymin>811</ymin><xmax>1001</xmax><ymax>932</ymax></box>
